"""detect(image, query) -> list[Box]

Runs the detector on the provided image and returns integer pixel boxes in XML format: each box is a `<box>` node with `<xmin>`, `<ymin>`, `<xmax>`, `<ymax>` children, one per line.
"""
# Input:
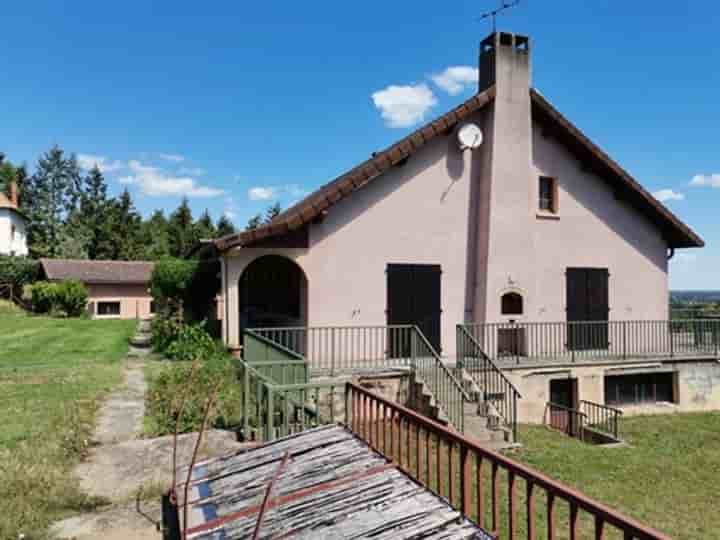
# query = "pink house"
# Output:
<box><xmin>215</xmin><ymin>32</ymin><xmax>713</xmax><ymax>424</ymax></box>
<box><xmin>40</xmin><ymin>259</ymin><xmax>155</xmax><ymax>319</ymax></box>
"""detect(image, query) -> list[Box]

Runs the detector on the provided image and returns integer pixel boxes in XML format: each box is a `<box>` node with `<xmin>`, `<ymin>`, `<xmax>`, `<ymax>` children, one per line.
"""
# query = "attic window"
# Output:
<box><xmin>539</xmin><ymin>176</ymin><xmax>558</xmax><ymax>214</ymax></box>
<box><xmin>501</xmin><ymin>292</ymin><xmax>524</xmax><ymax>316</ymax></box>
<box><xmin>499</xmin><ymin>33</ymin><xmax>513</xmax><ymax>47</ymax></box>
<box><xmin>10</xmin><ymin>224</ymin><xmax>16</xmax><ymax>241</ymax></box>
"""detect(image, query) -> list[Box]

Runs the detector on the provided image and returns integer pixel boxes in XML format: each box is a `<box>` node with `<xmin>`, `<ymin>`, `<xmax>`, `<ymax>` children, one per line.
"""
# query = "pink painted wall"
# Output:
<box><xmin>222</xmin><ymin>32</ymin><xmax>672</xmax><ymax>358</ymax></box>
<box><xmin>87</xmin><ymin>283</ymin><xmax>153</xmax><ymax>319</ymax></box>
<box><xmin>224</xmin><ymin>117</ymin><xmax>491</xmax><ymax>356</ymax></box>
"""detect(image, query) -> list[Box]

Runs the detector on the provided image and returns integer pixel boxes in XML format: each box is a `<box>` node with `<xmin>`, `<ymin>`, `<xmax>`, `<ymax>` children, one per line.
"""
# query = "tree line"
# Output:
<box><xmin>0</xmin><ymin>147</ymin><xmax>241</xmax><ymax>260</ymax></box>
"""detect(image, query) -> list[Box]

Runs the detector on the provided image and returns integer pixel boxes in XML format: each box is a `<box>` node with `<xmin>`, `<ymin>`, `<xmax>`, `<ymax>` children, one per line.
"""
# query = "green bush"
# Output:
<box><xmin>150</xmin><ymin>307</ymin><xmax>184</xmax><ymax>352</ymax></box>
<box><xmin>165</xmin><ymin>322</ymin><xmax>218</xmax><ymax>362</ymax></box>
<box><xmin>29</xmin><ymin>280</ymin><xmax>88</xmax><ymax>317</ymax></box>
<box><xmin>30</xmin><ymin>281</ymin><xmax>59</xmax><ymax>313</ymax></box>
<box><xmin>0</xmin><ymin>255</ymin><xmax>39</xmax><ymax>300</ymax></box>
<box><xmin>145</xmin><ymin>351</ymin><xmax>242</xmax><ymax>436</ymax></box>
<box><xmin>150</xmin><ymin>257</ymin><xmax>199</xmax><ymax>305</ymax></box>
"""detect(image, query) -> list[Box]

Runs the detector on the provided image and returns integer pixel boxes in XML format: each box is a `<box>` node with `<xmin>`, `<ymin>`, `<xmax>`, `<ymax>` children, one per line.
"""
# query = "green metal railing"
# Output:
<box><xmin>237</xmin><ymin>357</ymin><xmax>346</xmax><ymax>441</ymax></box>
<box><xmin>457</xmin><ymin>325</ymin><xmax>521</xmax><ymax>441</ymax></box>
<box><xmin>248</xmin><ymin>325</ymin><xmax>417</xmax><ymax>374</ymax></box>
<box><xmin>243</xmin><ymin>325</ymin><xmax>468</xmax><ymax>436</ymax></box>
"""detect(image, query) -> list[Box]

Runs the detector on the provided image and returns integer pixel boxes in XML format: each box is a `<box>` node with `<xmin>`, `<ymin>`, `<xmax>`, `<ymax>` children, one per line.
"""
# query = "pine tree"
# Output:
<box><xmin>108</xmin><ymin>189</ymin><xmax>142</xmax><ymax>260</ymax></box>
<box><xmin>168</xmin><ymin>197</ymin><xmax>198</xmax><ymax>257</ymax></box>
<box><xmin>264</xmin><ymin>202</ymin><xmax>282</xmax><ymax>223</ymax></box>
<box><xmin>26</xmin><ymin>146</ymin><xmax>82</xmax><ymax>258</ymax></box>
<box><xmin>216</xmin><ymin>215</ymin><xmax>236</xmax><ymax>237</ymax></box>
<box><xmin>78</xmin><ymin>166</ymin><xmax>113</xmax><ymax>259</ymax></box>
<box><xmin>139</xmin><ymin>210</ymin><xmax>171</xmax><ymax>260</ymax></box>
<box><xmin>195</xmin><ymin>209</ymin><xmax>216</xmax><ymax>240</ymax></box>
<box><xmin>246</xmin><ymin>214</ymin><xmax>262</xmax><ymax>230</ymax></box>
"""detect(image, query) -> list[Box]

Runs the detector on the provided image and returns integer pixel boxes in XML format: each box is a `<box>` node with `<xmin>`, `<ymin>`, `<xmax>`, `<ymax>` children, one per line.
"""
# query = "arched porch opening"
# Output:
<box><xmin>238</xmin><ymin>255</ymin><xmax>308</xmax><ymax>332</ymax></box>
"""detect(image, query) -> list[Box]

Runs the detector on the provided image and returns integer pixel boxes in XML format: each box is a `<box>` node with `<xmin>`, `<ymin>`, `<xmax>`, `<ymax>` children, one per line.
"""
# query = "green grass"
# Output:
<box><xmin>363</xmin><ymin>411</ymin><xmax>719</xmax><ymax>540</ymax></box>
<box><xmin>511</xmin><ymin>414</ymin><xmax>720</xmax><ymax>540</ymax></box>
<box><xmin>0</xmin><ymin>311</ymin><xmax>135</xmax><ymax>539</ymax></box>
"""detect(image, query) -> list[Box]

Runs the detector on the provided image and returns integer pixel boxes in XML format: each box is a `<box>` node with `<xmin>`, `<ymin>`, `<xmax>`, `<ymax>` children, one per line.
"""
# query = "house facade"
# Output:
<box><xmin>215</xmin><ymin>32</ymin><xmax>709</xmax><ymax>422</ymax></box>
<box><xmin>0</xmin><ymin>183</ymin><xmax>28</xmax><ymax>256</ymax></box>
<box><xmin>39</xmin><ymin>259</ymin><xmax>155</xmax><ymax>319</ymax></box>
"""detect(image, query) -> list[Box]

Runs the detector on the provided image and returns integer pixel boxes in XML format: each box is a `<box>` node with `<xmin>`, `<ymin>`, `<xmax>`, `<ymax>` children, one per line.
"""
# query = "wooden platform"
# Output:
<box><xmin>175</xmin><ymin>424</ymin><xmax>493</xmax><ymax>539</ymax></box>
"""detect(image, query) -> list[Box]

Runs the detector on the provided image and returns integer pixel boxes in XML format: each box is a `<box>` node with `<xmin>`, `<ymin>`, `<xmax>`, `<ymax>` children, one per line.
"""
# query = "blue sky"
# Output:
<box><xmin>1</xmin><ymin>1</ymin><xmax>718</xmax><ymax>289</ymax></box>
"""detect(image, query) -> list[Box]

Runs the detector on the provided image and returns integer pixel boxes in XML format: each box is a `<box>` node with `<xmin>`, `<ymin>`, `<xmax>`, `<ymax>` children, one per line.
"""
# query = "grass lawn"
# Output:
<box><xmin>512</xmin><ymin>413</ymin><xmax>720</xmax><ymax>540</ymax></box>
<box><xmin>0</xmin><ymin>309</ymin><xmax>135</xmax><ymax>539</ymax></box>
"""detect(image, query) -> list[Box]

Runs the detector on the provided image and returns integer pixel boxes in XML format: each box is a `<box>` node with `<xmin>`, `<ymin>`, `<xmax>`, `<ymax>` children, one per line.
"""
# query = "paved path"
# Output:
<box><xmin>52</xmin><ymin>348</ymin><xmax>246</xmax><ymax>540</ymax></box>
<box><xmin>93</xmin><ymin>361</ymin><xmax>147</xmax><ymax>444</ymax></box>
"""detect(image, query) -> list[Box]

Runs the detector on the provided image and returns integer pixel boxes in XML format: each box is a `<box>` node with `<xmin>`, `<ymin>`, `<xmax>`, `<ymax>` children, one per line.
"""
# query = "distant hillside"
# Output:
<box><xmin>671</xmin><ymin>291</ymin><xmax>720</xmax><ymax>304</ymax></box>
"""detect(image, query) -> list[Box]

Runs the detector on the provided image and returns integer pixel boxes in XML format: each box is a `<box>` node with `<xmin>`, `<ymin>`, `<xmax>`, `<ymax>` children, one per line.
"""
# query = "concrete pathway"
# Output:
<box><xmin>52</xmin><ymin>338</ymin><xmax>246</xmax><ymax>540</ymax></box>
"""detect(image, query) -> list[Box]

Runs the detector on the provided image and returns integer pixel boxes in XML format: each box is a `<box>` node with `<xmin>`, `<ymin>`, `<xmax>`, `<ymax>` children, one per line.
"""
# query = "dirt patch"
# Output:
<box><xmin>51</xmin><ymin>501</ymin><xmax>162</xmax><ymax>540</ymax></box>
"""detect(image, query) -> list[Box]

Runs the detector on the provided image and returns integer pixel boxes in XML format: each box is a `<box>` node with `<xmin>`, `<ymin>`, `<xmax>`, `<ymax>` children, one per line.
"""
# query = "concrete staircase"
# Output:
<box><xmin>128</xmin><ymin>318</ymin><xmax>152</xmax><ymax>357</ymax></box>
<box><xmin>410</xmin><ymin>370</ymin><xmax>517</xmax><ymax>451</ymax></box>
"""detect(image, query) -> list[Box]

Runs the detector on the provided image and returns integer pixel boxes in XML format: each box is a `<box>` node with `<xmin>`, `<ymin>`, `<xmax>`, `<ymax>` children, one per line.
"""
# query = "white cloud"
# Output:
<box><xmin>690</xmin><ymin>173</ymin><xmax>720</xmax><ymax>188</ymax></box>
<box><xmin>159</xmin><ymin>153</ymin><xmax>185</xmax><ymax>162</ymax></box>
<box><xmin>371</xmin><ymin>83</ymin><xmax>437</xmax><ymax>128</ymax></box>
<box><xmin>653</xmin><ymin>189</ymin><xmax>685</xmax><ymax>202</ymax></box>
<box><xmin>223</xmin><ymin>197</ymin><xmax>237</xmax><ymax>219</ymax></box>
<box><xmin>178</xmin><ymin>167</ymin><xmax>206</xmax><ymax>176</ymax></box>
<box><xmin>430</xmin><ymin>66</ymin><xmax>479</xmax><ymax>95</ymax></box>
<box><xmin>77</xmin><ymin>154</ymin><xmax>123</xmax><ymax>173</ymax></box>
<box><xmin>248</xmin><ymin>186</ymin><xmax>276</xmax><ymax>201</ymax></box>
<box><xmin>247</xmin><ymin>184</ymin><xmax>307</xmax><ymax>202</ymax></box>
<box><xmin>122</xmin><ymin>160</ymin><xmax>223</xmax><ymax>198</ymax></box>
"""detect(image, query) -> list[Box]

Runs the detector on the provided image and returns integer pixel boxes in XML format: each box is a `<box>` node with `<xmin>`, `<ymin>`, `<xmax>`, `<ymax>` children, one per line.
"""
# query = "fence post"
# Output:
<box><xmin>242</xmin><ymin>362</ymin><xmax>250</xmax><ymax>438</ymax></box>
<box><xmin>330</xmin><ymin>327</ymin><xmax>336</xmax><ymax>377</ymax></box>
<box><xmin>265</xmin><ymin>386</ymin><xmax>274</xmax><ymax>442</ymax></box>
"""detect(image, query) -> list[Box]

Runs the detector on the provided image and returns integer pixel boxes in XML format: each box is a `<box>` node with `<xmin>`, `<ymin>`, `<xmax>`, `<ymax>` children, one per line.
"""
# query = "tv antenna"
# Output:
<box><xmin>479</xmin><ymin>1</ymin><xmax>521</xmax><ymax>33</ymax></box>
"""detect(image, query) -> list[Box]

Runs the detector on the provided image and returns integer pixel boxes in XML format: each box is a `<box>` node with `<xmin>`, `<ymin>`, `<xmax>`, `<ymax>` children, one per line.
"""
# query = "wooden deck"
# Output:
<box><xmin>175</xmin><ymin>424</ymin><xmax>494</xmax><ymax>539</ymax></box>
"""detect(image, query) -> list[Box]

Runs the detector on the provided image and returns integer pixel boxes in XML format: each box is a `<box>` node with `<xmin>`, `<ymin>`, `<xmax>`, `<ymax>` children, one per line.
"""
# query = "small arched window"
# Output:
<box><xmin>501</xmin><ymin>292</ymin><xmax>523</xmax><ymax>316</ymax></box>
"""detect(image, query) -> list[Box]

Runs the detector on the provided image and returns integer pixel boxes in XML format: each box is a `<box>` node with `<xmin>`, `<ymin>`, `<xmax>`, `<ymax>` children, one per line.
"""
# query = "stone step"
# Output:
<box><xmin>128</xmin><ymin>334</ymin><xmax>152</xmax><ymax>348</ymax></box>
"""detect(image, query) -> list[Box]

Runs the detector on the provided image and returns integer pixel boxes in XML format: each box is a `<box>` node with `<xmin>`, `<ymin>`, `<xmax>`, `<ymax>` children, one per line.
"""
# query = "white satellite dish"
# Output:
<box><xmin>457</xmin><ymin>123</ymin><xmax>483</xmax><ymax>150</ymax></box>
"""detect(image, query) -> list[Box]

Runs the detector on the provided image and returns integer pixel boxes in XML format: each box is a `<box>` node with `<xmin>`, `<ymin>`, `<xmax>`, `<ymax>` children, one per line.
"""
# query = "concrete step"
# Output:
<box><xmin>128</xmin><ymin>334</ymin><xmax>152</xmax><ymax>348</ymax></box>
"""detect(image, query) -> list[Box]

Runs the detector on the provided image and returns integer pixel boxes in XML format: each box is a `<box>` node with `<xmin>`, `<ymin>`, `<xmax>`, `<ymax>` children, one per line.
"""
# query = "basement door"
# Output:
<box><xmin>566</xmin><ymin>268</ymin><xmax>609</xmax><ymax>351</ymax></box>
<box><xmin>386</xmin><ymin>264</ymin><xmax>442</xmax><ymax>357</ymax></box>
<box><xmin>549</xmin><ymin>379</ymin><xmax>579</xmax><ymax>436</ymax></box>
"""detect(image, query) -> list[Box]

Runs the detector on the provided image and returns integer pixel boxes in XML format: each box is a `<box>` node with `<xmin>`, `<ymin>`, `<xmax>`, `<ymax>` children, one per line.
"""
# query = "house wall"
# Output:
<box><xmin>0</xmin><ymin>209</ymin><xmax>28</xmax><ymax>256</ymax></box>
<box><xmin>477</xmin><ymin>33</ymin><xmax>669</xmax><ymax>326</ymax></box>
<box><xmin>86</xmin><ymin>283</ymin><xmax>153</xmax><ymax>319</ymax></box>
<box><xmin>504</xmin><ymin>359</ymin><xmax>720</xmax><ymax>424</ymax></box>
<box><xmin>224</xmin><ymin>111</ymin><xmax>491</xmax><ymax>357</ymax></box>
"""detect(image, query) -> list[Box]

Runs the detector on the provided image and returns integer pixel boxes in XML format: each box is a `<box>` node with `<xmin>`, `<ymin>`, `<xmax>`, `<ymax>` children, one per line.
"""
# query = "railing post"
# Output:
<box><xmin>669</xmin><ymin>320</ymin><xmax>675</xmax><ymax>358</ymax></box>
<box><xmin>265</xmin><ymin>386</ymin><xmax>274</xmax><ymax>442</ymax></box>
<box><xmin>622</xmin><ymin>321</ymin><xmax>627</xmax><ymax>360</ymax></box>
<box><xmin>242</xmin><ymin>362</ymin><xmax>250</xmax><ymax>438</ymax></box>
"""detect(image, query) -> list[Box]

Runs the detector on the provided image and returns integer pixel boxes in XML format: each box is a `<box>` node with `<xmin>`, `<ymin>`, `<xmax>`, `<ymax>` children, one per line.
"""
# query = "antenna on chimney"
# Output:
<box><xmin>479</xmin><ymin>0</ymin><xmax>521</xmax><ymax>33</ymax></box>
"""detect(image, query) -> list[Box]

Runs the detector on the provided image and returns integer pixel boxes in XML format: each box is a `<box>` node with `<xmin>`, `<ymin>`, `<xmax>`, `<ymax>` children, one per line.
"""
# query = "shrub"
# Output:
<box><xmin>56</xmin><ymin>279</ymin><xmax>89</xmax><ymax>317</ymax></box>
<box><xmin>150</xmin><ymin>257</ymin><xmax>199</xmax><ymax>306</ymax></box>
<box><xmin>30</xmin><ymin>281</ymin><xmax>59</xmax><ymax>313</ymax></box>
<box><xmin>145</xmin><ymin>350</ymin><xmax>242</xmax><ymax>436</ymax></box>
<box><xmin>165</xmin><ymin>322</ymin><xmax>218</xmax><ymax>362</ymax></box>
<box><xmin>0</xmin><ymin>255</ymin><xmax>39</xmax><ymax>302</ymax></box>
<box><xmin>150</xmin><ymin>306</ymin><xmax>184</xmax><ymax>352</ymax></box>
<box><xmin>29</xmin><ymin>279</ymin><xmax>89</xmax><ymax>317</ymax></box>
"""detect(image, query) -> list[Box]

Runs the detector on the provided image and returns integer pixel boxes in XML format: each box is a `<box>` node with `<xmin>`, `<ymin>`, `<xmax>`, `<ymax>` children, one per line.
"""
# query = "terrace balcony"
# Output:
<box><xmin>461</xmin><ymin>319</ymin><xmax>720</xmax><ymax>369</ymax></box>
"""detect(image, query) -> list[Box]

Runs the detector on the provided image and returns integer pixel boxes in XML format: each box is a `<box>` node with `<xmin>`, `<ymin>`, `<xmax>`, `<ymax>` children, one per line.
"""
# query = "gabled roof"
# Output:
<box><xmin>39</xmin><ymin>259</ymin><xmax>154</xmax><ymax>285</ymax></box>
<box><xmin>530</xmin><ymin>90</ymin><xmax>703</xmax><ymax>249</ymax></box>
<box><xmin>215</xmin><ymin>86</ymin><xmax>497</xmax><ymax>251</ymax></box>
<box><xmin>215</xmin><ymin>86</ymin><xmax>703</xmax><ymax>251</ymax></box>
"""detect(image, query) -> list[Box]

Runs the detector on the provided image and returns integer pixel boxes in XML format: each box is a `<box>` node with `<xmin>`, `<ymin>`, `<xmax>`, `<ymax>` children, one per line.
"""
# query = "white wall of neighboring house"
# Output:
<box><xmin>0</xmin><ymin>209</ymin><xmax>28</xmax><ymax>256</ymax></box>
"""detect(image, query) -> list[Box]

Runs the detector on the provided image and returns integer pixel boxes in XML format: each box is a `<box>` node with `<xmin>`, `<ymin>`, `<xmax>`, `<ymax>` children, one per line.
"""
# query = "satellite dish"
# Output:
<box><xmin>457</xmin><ymin>123</ymin><xmax>483</xmax><ymax>150</ymax></box>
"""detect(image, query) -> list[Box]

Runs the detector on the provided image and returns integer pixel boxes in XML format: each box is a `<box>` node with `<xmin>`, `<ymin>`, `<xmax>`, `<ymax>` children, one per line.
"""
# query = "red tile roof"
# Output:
<box><xmin>215</xmin><ymin>86</ymin><xmax>702</xmax><ymax>251</ymax></box>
